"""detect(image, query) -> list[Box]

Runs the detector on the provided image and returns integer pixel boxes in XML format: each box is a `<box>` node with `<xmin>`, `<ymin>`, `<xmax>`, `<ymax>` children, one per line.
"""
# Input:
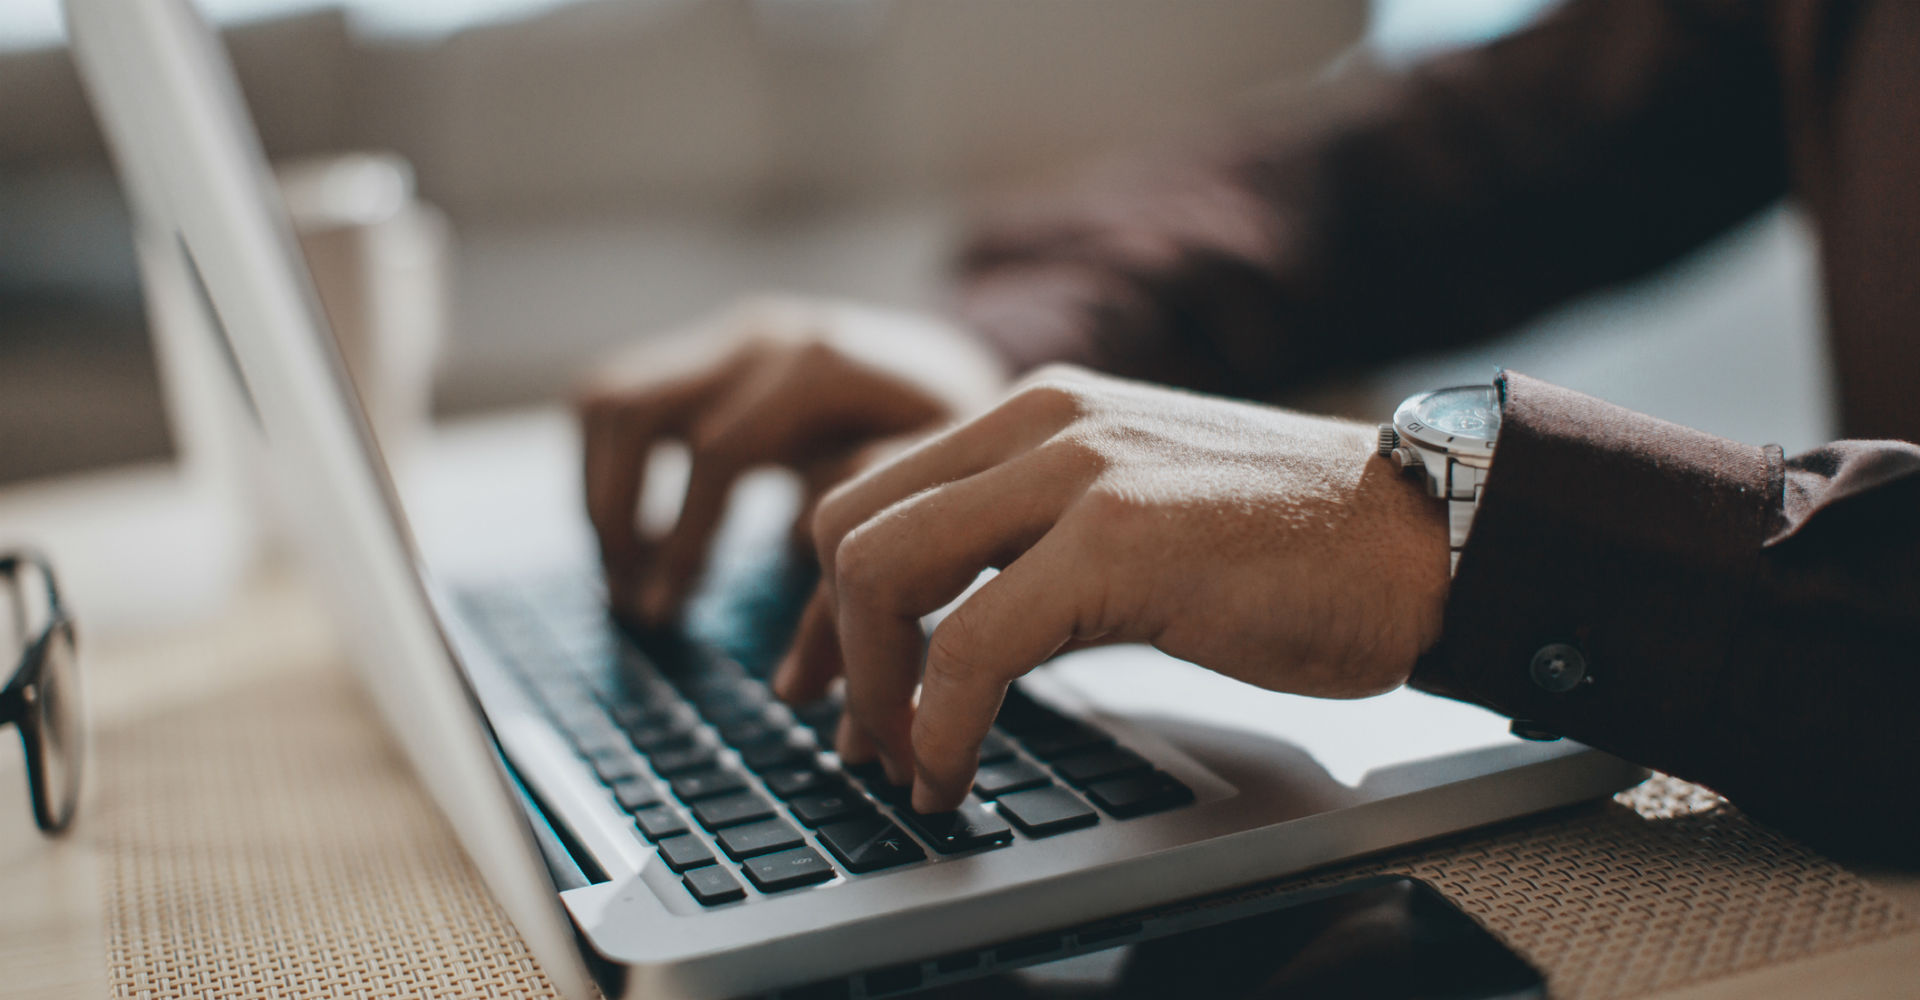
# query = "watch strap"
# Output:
<box><xmin>1443</xmin><ymin>458</ymin><xmax>1488</xmax><ymax>575</ymax></box>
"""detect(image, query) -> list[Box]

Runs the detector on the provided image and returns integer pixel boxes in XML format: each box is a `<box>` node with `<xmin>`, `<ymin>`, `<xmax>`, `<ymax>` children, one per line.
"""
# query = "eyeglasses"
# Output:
<box><xmin>0</xmin><ymin>551</ymin><xmax>84</xmax><ymax>834</ymax></box>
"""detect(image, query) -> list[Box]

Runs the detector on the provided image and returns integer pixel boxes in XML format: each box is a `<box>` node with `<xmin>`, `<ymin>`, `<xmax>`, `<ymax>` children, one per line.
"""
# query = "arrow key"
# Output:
<box><xmin>816</xmin><ymin>815</ymin><xmax>927</xmax><ymax>873</ymax></box>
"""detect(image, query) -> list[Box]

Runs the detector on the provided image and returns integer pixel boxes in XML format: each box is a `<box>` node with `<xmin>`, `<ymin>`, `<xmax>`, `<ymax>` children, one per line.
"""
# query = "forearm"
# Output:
<box><xmin>1413</xmin><ymin>373</ymin><xmax>1920</xmax><ymax>860</ymax></box>
<box><xmin>954</xmin><ymin>0</ymin><xmax>1787</xmax><ymax>396</ymax></box>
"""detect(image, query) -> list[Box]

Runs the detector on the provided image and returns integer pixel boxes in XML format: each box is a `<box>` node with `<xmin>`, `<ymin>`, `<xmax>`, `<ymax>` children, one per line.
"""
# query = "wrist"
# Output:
<box><xmin>1355</xmin><ymin>439</ymin><xmax>1453</xmax><ymax>661</ymax></box>
<box><xmin>1386</xmin><ymin>457</ymin><xmax>1454</xmax><ymax>656</ymax></box>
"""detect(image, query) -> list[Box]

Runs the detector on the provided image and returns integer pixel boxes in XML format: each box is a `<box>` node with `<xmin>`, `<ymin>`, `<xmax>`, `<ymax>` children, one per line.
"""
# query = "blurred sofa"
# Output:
<box><xmin>2</xmin><ymin>0</ymin><xmax>1831</xmax><ymax>479</ymax></box>
<box><xmin>0</xmin><ymin>0</ymin><xmax>1366</xmax><ymax>445</ymax></box>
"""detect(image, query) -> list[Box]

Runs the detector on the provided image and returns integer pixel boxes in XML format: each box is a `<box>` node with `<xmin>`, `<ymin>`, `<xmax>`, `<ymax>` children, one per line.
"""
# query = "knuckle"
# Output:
<box><xmin>1007</xmin><ymin>372</ymin><xmax>1091</xmax><ymax>423</ymax></box>
<box><xmin>1021</xmin><ymin>362</ymin><xmax>1089</xmax><ymax>387</ymax></box>
<box><xmin>790</xmin><ymin>336</ymin><xmax>843</xmax><ymax>368</ymax></box>
<box><xmin>831</xmin><ymin>524</ymin><xmax>888</xmax><ymax>597</ymax></box>
<box><xmin>810</xmin><ymin>488</ymin><xmax>858</xmax><ymax>567</ymax></box>
<box><xmin>726</xmin><ymin>294</ymin><xmax>818</xmax><ymax>345</ymax></box>
<box><xmin>1075</xmin><ymin>484</ymin><xmax>1151</xmax><ymax>531</ymax></box>
<box><xmin>1039</xmin><ymin>428</ymin><xmax>1110</xmax><ymax>472</ymax></box>
<box><xmin>924</xmin><ymin>622</ymin><xmax>987</xmax><ymax>686</ymax></box>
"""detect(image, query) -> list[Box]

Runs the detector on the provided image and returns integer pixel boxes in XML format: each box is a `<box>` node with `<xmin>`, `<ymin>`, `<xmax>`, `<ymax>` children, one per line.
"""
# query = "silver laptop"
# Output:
<box><xmin>65</xmin><ymin>1</ymin><xmax>1645</xmax><ymax>996</ymax></box>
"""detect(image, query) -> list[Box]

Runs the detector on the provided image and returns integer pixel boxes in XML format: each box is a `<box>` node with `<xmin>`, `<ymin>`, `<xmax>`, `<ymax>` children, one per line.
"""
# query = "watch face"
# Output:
<box><xmin>1409</xmin><ymin>386</ymin><xmax>1501</xmax><ymax>444</ymax></box>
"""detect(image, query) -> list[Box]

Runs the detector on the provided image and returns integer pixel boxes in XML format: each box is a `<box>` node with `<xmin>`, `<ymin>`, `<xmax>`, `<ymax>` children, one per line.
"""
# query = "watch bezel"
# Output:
<box><xmin>1391</xmin><ymin>385</ymin><xmax>1499</xmax><ymax>467</ymax></box>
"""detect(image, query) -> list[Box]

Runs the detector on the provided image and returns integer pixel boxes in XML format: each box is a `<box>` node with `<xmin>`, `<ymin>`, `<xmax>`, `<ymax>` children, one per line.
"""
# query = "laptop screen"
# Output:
<box><xmin>63</xmin><ymin>2</ymin><xmax>598</xmax><ymax>995</ymax></box>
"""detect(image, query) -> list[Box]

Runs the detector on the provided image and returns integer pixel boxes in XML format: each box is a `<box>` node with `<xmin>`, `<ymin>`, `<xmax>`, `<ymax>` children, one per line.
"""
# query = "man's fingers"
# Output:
<box><xmin>812</xmin><ymin>382</ymin><xmax>1075</xmax><ymax>578</ymax></box>
<box><xmin>830</xmin><ymin>450</ymin><xmax>1084</xmax><ymax>790</ymax></box>
<box><xmin>581</xmin><ymin>403</ymin><xmax>657</xmax><ymax>601</ymax></box>
<box><xmin>772</xmin><ymin>584</ymin><xmax>841</xmax><ymax>704</ymax></box>
<box><xmin>639</xmin><ymin>351</ymin><xmax>812</xmax><ymax>622</ymax></box>
<box><xmin>910</xmin><ymin>529</ymin><xmax>1086</xmax><ymax>812</ymax></box>
<box><xmin>790</xmin><ymin>437</ymin><xmax>912</xmax><ymax>554</ymax></box>
<box><xmin>578</xmin><ymin>354</ymin><xmax>744</xmax><ymax>611</ymax></box>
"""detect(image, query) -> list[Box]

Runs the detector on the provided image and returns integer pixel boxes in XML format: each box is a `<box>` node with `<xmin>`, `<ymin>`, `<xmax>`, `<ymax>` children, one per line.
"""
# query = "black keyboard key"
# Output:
<box><xmin>793</xmin><ymin>698</ymin><xmax>842</xmax><ymax>733</ymax></box>
<box><xmin>717</xmin><ymin>717</ymin><xmax>782</xmax><ymax>747</ymax></box>
<box><xmin>650</xmin><ymin>745</ymin><xmax>720</xmax><ymax>777</ymax></box>
<box><xmin>715</xmin><ymin>817</ymin><xmax>805</xmax><ymax>860</ymax></box>
<box><xmin>1054</xmin><ymin>747</ymin><xmax>1151</xmax><ymax>787</ymax></box>
<box><xmin>612</xmin><ymin>778</ymin><xmax>663</xmax><ymax>812</ymax></box>
<box><xmin>635</xmin><ymin>808</ymin><xmax>689</xmax><ymax>841</ymax></box>
<box><xmin>670</xmin><ymin>767</ymin><xmax>750</xmax><ymax>802</ymax></box>
<box><xmin>763</xmin><ymin>766</ymin><xmax>836</xmax><ymax>799</ymax></box>
<box><xmin>626</xmin><ymin>719</ymin><xmax>698</xmax><ymax>754</ymax></box>
<box><xmin>738</xmin><ymin>737</ymin><xmax>815</xmax><ymax>773</ymax></box>
<box><xmin>972</xmin><ymin>758</ymin><xmax>1050</xmax><ymax>799</ymax></box>
<box><xmin>741</xmin><ymin>846</ymin><xmax>836</xmax><ymax>892</ymax></box>
<box><xmin>693</xmin><ymin>791</ymin><xmax>777</xmax><ymax>831</ymax></box>
<box><xmin>693</xmin><ymin>685</ymin><xmax>770</xmax><ymax>725</ymax></box>
<box><xmin>590</xmin><ymin>751</ymin><xmax>649</xmax><ymax>784</ymax></box>
<box><xmin>1020</xmin><ymin>722</ymin><xmax>1114</xmax><ymax>761</ymax></box>
<box><xmin>613</xmin><ymin>702</ymin><xmax>683</xmax><ymax>730</ymax></box>
<box><xmin>977</xmin><ymin>730</ymin><xmax>1018</xmax><ymax>764</ymax></box>
<box><xmin>996</xmin><ymin>786</ymin><xmax>1099</xmax><ymax>837</ymax></box>
<box><xmin>816</xmin><ymin>814</ymin><xmax>926</xmax><ymax>873</ymax></box>
<box><xmin>1085</xmin><ymin>771</ymin><xmax>1195</xmax><ymax>818</ymax></box>
<box><xmin>788</xmin><ymin>788</ymin><xmax>873</xmax><ymax>827</ymax></box>
<box><xmin>681</xmin><ymin>865</ymin><xmax>746</xmax><ymax>906</ymax></box>
<box><xmin>656</xmin><ymin>834</ymin><xmax>716</xmax><ymax>872</ymax></box>
<box><xmin>899</xmin><ymin>798</ymin><xmax>1014</xmax><ymax>853</ymax></box>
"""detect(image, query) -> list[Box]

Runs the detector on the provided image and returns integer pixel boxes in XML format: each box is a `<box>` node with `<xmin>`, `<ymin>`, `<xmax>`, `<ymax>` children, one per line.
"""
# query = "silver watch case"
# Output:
<box><xmin>1385</xmin><ymin>390</ymin><xmax>1497</xmax><ymax>499</ymax></box>
<box><xmin>1379</xmin><ymin>387</ymin><xmax>1500</xmax><ymax>575</ymax></box>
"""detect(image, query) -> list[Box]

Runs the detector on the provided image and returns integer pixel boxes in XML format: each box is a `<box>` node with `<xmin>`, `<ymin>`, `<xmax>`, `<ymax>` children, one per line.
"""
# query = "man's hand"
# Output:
<box><xmin>577</xmin><ymin>296</ymin><xmax>1006</xmax><ymax>622</ymax></box>
<box><xmin>783</xmin><ymin>366</ymin><xmax>1451</xmax><ymax>813</ymax></box>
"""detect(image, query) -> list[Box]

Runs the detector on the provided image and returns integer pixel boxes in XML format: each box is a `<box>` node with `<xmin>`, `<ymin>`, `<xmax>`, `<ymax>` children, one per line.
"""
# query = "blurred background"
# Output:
<box><xmin>0</xmin><ymin>0</ymin><xmax>1832</xmax><ymax>636</ymax></box>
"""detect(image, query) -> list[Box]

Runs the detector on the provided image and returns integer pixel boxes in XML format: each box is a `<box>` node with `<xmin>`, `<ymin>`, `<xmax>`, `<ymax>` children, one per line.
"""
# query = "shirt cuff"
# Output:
<box><xmin>1409</xmin><ymin>371</ymin><xmax>1782</xmax><ymax>776</ymax></box>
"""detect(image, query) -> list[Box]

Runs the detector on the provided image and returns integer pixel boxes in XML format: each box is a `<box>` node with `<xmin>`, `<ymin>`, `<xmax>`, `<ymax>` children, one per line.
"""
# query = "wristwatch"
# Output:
<box><xmin>1377</xmin><ymin>384</ymin><xmax>1502</xmax><ymax>575</ymax></box>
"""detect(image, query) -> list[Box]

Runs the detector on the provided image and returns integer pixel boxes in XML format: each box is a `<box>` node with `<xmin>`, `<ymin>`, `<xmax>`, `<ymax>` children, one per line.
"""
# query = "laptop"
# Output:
<box><xmin>64</xmin><ymin>1</ymin><xmax>1646</xmax><ymax>996</ymax></box>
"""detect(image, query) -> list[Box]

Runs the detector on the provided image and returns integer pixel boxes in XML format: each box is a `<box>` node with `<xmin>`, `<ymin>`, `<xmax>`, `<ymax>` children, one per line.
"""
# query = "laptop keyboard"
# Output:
<box><xmin>459</xmin><ymin>575</ymin><xmax>1194</xmax><ymax>910</ymax></box>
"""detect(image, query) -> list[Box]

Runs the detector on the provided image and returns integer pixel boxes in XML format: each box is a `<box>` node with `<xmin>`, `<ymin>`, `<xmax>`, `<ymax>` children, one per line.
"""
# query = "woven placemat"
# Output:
<box><xmin>95</xmin><ymin>655</ymin><xmax>1911</xmax><ymax>1000</ymax></box>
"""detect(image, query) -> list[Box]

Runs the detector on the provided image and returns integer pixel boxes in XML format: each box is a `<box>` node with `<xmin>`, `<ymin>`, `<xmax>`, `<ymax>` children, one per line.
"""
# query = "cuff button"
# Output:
<box><xmin>1529</xmin><ymin>643</ymin><xmax>1588</xmax><ymax>694</ymax></box>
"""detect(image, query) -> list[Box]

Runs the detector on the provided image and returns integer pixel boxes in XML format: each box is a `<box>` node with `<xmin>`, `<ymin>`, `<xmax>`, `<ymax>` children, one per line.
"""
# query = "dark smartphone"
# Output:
<box><xmin>1097</xmin><ymin>875</ymin><xmax>1546</xmax><ymax>1000</ymax></box>
<box><xmin>855</xmin><ymin>875</ymin><xmax>1546</xmax><ymax>1000</ymax></box>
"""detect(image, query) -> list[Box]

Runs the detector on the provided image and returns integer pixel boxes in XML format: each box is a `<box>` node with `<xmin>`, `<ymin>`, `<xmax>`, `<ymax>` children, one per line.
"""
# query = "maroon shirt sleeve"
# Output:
<box><xmin>1416</xmin><ymin>373</ymin><xmax>1920</xmax><ymax>860</ymax></box>
<box><xmin>954</xmin><ymin>0</ymin><xmax>1788</xmax><ymax>398</ymax></box>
